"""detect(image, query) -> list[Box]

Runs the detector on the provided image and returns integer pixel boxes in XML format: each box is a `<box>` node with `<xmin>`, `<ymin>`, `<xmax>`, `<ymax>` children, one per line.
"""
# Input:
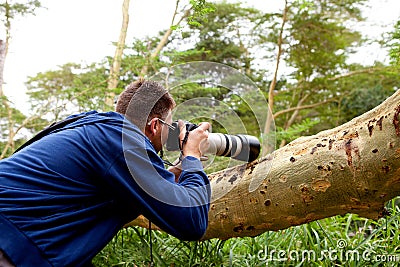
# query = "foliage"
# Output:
<box><xmin>270</xmin><ymin>0</ymin><xmax>368</xmax><ymax>136</ymax></box>
<box><xmin>340</xmin><ymin>85</ymin><xmax>396</xmax><ymax>123</ymax></box>
<box><xmin>173</xmin><ymin>1</ymin><xmax>265</xmax><ymax>75</ymax></box>
<box><xmin>389</xmin><ymin>20</ymin><xmax>400</xmax><ymax>68</ymax></box>
<box><xmin>93</xmin><ymin>197</ymin><xmax>400</xmax><ymax>266</ymax></box>
<box><xmin>276</xmin><ymin>118</ymin><xmax>320</xmax><ymax>144</ymax></box>
<box><xmin>25</xmin><ymin>62</ymin><xmax>110</xmax><ymax>121</ymax></box>
<box><xmin>0</xmin><ymin>0</ymin><xmax>42</xmax><ymax>24</ymax></box>
<box><xmin>187</xmin><ymin>0</ymin><xmax>216</xmax><ymax>28</ymax></box>
<box><xmin>335</xmin><ymin>63</ymin><xmax>400</xmax><ymax>124</ymax></box>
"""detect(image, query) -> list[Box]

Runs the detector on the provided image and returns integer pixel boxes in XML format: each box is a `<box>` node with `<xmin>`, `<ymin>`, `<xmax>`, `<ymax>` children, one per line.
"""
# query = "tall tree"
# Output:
<box><xmin>106</xmin><ymin>0</ymin><xmax>130</xmax><ymax>107</ymax></box>
<box><xmin>0</xmin><ymin>0</ymin><xmax>42</xmax><ymax>158</ymax></box>
<box><xmin>138</xmin><ymin>0</ymin><xmax>215</xmax><ymax>77</ymax></box>
<box><xmin>264</xmin><ymin>0</ymin><xmax>369</xmax><ymax>147</ymax></box>
<box><xmin>0</xmin><ymin>0</ymin><xmax>42</xmax><ymax>99</ymax></box>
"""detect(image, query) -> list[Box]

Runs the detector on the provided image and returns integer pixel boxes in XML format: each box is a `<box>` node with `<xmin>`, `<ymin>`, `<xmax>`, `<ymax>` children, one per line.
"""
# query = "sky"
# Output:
<box><xmin>2</xmin><ymin>0</ymin><xmax>400</xmax><ymax>113</ymax></box>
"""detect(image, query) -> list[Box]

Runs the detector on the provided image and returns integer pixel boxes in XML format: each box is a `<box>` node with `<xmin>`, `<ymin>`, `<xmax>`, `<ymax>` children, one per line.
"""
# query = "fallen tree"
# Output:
<box><xmin>130</xmin><ymin>89</ymin><xmax>400</xmax><ymax>240</ymax></box>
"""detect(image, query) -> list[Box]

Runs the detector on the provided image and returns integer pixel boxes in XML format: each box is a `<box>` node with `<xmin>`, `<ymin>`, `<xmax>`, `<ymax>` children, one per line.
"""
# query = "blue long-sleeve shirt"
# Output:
<box><xmin>0</xmin><ymin>111</ymin><xmax>210</xmax><ymax>267</ymax></box>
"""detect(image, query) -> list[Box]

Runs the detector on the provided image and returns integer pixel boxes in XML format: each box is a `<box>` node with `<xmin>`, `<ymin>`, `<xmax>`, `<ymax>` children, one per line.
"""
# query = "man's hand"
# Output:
<box><xmin>168</xmin><ymin>165</ymin><xmax>182</xmax><ymax>183</ymax></box>
<box><xmin>178</xmin><ymin>120</ymin><xmax>210</xmax><ymax>159</ymax></box>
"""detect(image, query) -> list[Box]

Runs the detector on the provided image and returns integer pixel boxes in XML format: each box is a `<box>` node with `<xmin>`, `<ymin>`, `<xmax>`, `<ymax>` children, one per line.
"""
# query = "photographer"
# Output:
<box><xmin>0</xmin><ymin>78</ymin><xmax>211</xmax><ymax>267</ymax></box>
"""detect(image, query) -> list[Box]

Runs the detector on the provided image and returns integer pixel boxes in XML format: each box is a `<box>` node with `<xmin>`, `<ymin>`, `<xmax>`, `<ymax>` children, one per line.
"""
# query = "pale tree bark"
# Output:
<box><xmin>0</xmin><ymin>0</ymin><xmax>15</xmax><ymax>155</ymax></box>
<box><xmin>204</xmin><ymin>89</ymin><xmax>400</xmax><ymax>240</ymax></box>
<box><xmin>106</xmin><ymin>0</ymin><xmax>130</xmax><ymax>107</ymax></box>
<box><xmin>130</xmin><ymin>89</ymin><xmax>400</xmax><ymax>240</ymax></box>
<box><xmin>0</xmin><ymin>40</ymin><xmax>7</xmax><ymax>89</ymax></box>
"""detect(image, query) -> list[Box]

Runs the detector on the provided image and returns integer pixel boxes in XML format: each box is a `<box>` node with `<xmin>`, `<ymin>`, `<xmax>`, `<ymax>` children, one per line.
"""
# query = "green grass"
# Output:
<box><xmin>93</xmin><ymin>198</ymin><xmax>400</xmax><ymax>266</ymax></box>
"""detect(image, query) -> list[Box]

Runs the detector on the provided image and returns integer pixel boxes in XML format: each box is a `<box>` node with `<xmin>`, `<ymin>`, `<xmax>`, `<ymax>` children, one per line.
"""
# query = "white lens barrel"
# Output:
<box><xmin>205</xmin><ymin>133</ymin><xmax>260</xmax><ymax>162</ymax></box>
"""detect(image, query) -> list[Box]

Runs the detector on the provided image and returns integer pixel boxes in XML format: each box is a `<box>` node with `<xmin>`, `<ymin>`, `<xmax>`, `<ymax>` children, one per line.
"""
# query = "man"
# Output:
<box><xmin>0</xmin><ymin>78</ymin><xmax>211</xmax><ymax>267</ymax></box>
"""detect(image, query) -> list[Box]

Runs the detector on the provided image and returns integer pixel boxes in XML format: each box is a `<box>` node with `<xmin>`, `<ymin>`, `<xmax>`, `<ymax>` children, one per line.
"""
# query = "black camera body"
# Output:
<box><xmin>166</xmin><ymin>121</ymin><xmax>197</xmax><ymax>151</ymax></box>
<box><xmin>166</xmin><ymin>121</ymin><xmax>260</xmax><ymax>162</ymax></box>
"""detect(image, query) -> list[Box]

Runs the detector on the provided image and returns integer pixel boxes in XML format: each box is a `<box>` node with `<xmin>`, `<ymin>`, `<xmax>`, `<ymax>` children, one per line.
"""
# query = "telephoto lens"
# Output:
<box><xmin>206</xmin><ymin>133</ymin><xmax>260</xmax><ymax>162</ymax></box>
<box><xmin>166</xmin><ymin>121</ymin><xmax>260</xmax><ymax>162</ymax></box>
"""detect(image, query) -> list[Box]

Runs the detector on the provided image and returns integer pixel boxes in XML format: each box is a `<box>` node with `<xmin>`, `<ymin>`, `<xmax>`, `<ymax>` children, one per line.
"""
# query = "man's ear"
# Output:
<box><xmin>146</xmin><ymin>118</ymin><xmax>158</xmax><ymax>136</ymax></box>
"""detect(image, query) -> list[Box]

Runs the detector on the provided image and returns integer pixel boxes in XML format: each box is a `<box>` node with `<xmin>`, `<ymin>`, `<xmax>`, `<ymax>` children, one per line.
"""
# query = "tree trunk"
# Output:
<box><xmin>130</xmin><ymin>89</ymin><xmax>400</xmax><ymax>240</ymax></box>
<box><xmin>0</xmin><ymin>1</ymin><xmax>15</xmax><ymax>157</ymax></box>
<box><xmin>106</xmin><ymin>0</ymin><xmax>130</xmax><ymax>107</ymax></box>
<box><xmin>0</xmin><ymin>40</ymin><xmax>6</xmax><ymax>91</ymax></box>
<box><xmin>263</xmin><ymin>0</ymin><xmax>288</xmax><ymax>138</ymax></box>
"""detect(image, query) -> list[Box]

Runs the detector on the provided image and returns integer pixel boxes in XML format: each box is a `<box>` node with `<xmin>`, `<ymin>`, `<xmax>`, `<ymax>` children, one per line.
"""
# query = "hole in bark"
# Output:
<box><xmin>233</xmin><ymin>224</ymin><xmax>244</xmax><ymax>232</ymax></box>
<box><xmin>290</xmin><ymin>157</ymin><xmax>296</xmax><ymax>162</ymax></box>
<box><xmin>228</xmin><ymin>174</ymin><xmax>238</xmax><ymax>185</ymax></box>
<box><xmin>372</xmin><ymin>149</ymin><xmax>378</xmax><ymax>153</ymax></box>
<box><xmin>382</xmin><ymin>165</ymin><xmax>390</xmax><ymax>173</ymax></box>
<box><xmin>264</xmin><ymin>199</ymin><xmax>272</xmax><ymax>206</ymax></box>
<box><xmin>246</xmin><ymin>225</ymin><xmax>255</xmax><ymax>231</ymax></box>
<box><xmin>368</xmin><ymin>120</ymin><xmax>375</xmax><ymax>136</ymax></box>
<box><xmin>393</xmin><ymin>105</ymin><xmax>400</xmax><ymax>136</ymax></box>
<box><xmin>329</xmin><ymin>139</ymin><xmax>334</xmax><ymax>150</ymax></box>
<box><xmin>260</xmin><ymin>190</ymin><xmax>266</xmax><ymax>195</ymax></box>
<box><xmin>377</xmin><ymin>116</ymin><xmax>383</xmax><ymax>130</ymax></box>
<box><xmin>311</xmin><ymin>147</ymin><xmax>317</xmax><ymax>154</ymax></box>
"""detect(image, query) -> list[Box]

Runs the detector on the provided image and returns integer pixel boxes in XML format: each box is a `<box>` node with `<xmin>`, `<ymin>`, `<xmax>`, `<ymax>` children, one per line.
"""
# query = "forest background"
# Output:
<box><xmin>1</xmin><ymin>0</ymin><xmax>400</xmax><ymax>266</ymax></box>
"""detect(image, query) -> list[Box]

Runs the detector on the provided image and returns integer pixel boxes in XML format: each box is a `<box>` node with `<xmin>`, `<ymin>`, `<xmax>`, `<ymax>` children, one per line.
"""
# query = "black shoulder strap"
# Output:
<box><xmin>13</xmin><ymin>114</ymin><xmax>88</xmax><ymax>154</ymax></box>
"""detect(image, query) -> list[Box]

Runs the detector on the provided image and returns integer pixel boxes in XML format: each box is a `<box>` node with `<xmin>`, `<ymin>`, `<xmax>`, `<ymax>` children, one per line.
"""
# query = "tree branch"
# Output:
<box><xmin>273</xmin><ymin>98</ymin><xmax>336</xmax><ymax>119</ymax></box>
<box><xmin>328</xmin><ymin>68</ymin><xmax>380</xmax><ymax>81</ymax></box>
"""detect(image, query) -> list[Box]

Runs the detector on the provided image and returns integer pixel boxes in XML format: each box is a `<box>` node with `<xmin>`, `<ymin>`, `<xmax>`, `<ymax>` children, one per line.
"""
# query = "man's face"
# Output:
<box><xmin>160</xmin><ymin>111</ymin><xmax>173</xmax><ymax>147</ymax></box>
<box><xmin>148</xmin><ymin>110</ymin><xmax>173</xmax><ymax>153</ymax></box>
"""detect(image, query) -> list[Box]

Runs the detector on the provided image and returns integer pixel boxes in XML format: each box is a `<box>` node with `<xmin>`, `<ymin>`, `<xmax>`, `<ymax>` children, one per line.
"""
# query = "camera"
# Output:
<box><xmin>166</xmin><ymin>121</ymin><xmax>260</xmax><ymax>162</ymax></box>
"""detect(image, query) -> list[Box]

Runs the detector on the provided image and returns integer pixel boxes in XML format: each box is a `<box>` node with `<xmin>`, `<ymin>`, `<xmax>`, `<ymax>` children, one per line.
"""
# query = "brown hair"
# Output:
<box><xmin>116</xmin><ymin>78</ymin><xmax>175</xmax><ymax>129</ymax></box>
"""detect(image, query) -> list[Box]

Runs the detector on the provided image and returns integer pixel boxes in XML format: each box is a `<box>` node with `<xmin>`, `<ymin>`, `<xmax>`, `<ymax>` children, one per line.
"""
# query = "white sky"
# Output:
<box><xmin>2</xmin><ymin>0</ymin><xmax>400</xmax><ymax>113</ymax></box>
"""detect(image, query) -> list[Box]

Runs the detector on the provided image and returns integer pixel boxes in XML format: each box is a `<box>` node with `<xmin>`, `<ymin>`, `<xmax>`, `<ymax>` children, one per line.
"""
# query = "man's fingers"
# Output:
<box><xmin>178</xmin><ymin>119</ymin><xmax>185</xmax><ymax>130</ymax></box>
<box><xmin>178</xmin><ymin>120</ymin><xmax>186</xmax><ymax>139</ymax></box>
<box><xmin>198</xmin><ymin>122</ymin><xmax>211</xmax><ymax>131</ymax></box>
